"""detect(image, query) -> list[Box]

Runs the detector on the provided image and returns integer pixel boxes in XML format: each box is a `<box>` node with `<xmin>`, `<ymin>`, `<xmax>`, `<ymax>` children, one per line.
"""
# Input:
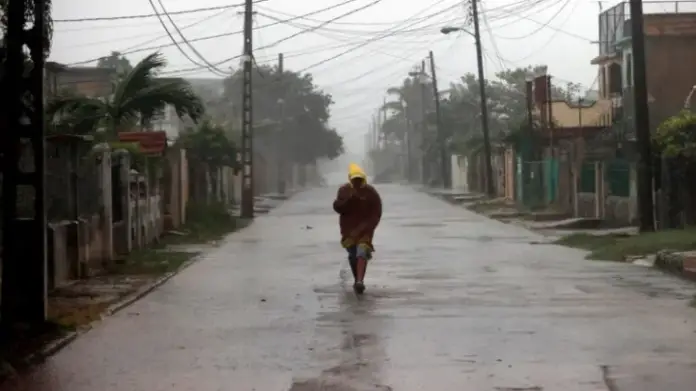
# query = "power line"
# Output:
<box><xmin>62</xmin><ymin>8</ymin><xmax>233</xmax><ymax>50</ymax></box>
<box><xmin>150</xmin><ymin>0</ymin><xmax>231</xmax><ymax>75</ymax></box>
<box><xmin>158</xmin><ymin>0</ymin><xmax>455</xmax><ymax>78</ymax></box>
<box><xmin>66</xmin><ymin>0</ymin><xmax>368</xmax><ymax>66</ymax></box>
<box><xmin>256</xmin><ymin>11</ymin><xmax>461</xmax><ymax>38</ymax></box>
<box><xmin>54</xmin><ymin>1</ymin><xmax>262</xmax><ymax>22</ymax></box>
<box><xmin>296</xmin><ymin>0</ymin><xmax>461</xmax><ymax>73</ymax></box>
<box><xmin>503</xmin><ymin>0</ymin><xmax>578</xmax><ymax>63</ymax></box>
<box><xmin>491</xmin><ymin>0</ymin><xmax>572</xmax><ymax>40</ymax></box>
<box><xmin>254</xmin><ymin>0</ymin><xmax>385</xmax><ymax>51</ymax></box>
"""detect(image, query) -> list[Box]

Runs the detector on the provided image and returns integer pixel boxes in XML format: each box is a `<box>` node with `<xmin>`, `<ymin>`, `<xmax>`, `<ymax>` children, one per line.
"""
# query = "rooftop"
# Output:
<box><xmin>118</xmin><ymin>131</ymin><xmax>168</xmax><ymax>156</ymax></box>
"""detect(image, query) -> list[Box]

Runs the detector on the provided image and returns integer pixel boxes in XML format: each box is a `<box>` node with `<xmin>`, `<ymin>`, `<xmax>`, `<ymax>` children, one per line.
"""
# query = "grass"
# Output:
<box><xmin>554</xmin><ymin>228</ymin><xmax>696</xmax><ymax>261</ymax></box>
<box><xmin>158</xmin><ymin>202</ymin><xmax>250</xmax><ymax>246</ymax></box>
<box><xmin>109</xmin><ymin>250</ymin><xmax>193</xmax><ymax>275</ymax></box>
<box><xmin>111</xmin><ymin>203</ymin><xmax>250</xmax><ymax>275</ymax></box>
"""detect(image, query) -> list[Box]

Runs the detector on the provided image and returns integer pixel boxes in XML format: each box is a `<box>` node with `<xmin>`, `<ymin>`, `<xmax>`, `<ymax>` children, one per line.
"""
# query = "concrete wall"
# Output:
<box><xmin>450</xmin><ymin>155</ymin><xmax>468</xmax><ymax>191</ymax></box>
<box><xmin>542</xmin><ymin>99</ymin><xmax>614</xmax><ymax>128</ymax></box>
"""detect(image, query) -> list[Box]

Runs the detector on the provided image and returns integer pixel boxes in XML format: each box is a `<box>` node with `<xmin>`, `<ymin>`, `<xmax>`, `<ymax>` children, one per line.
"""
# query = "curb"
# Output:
<box><xmin>17</xmin><ymin>254</ymin><xmax>202</xmax><ymax>369</ymax></box>
<box><xmin>655</xmin><ymin>250</ymin><xmax>687</xmax><ymax>275</ymax></box>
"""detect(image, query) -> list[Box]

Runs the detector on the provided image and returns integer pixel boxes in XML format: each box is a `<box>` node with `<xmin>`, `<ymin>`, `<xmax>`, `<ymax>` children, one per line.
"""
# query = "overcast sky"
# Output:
<box><xmin>51</xmin><ymin>0</ymin><xmax>639</xmax><ymax>155</ymax></box>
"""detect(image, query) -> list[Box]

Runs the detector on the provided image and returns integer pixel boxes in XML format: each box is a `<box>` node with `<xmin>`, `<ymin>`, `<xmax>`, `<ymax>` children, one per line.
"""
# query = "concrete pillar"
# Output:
<box><xmin>99</xmin><ymin>150</ymin><xmax>113</xmax><ymax>263</ymax></box>
<box><xmin>119</xmin><ymin>152</ymin><xmax>132</xmax><ymax>253</ymax></box>
<box><xmin>143</xmin><ymin>161</ymin><xmax>151</xmax><ymax>244</ymax></box>
<box><xmin>594</xmin><ymin>161</ymin><xmax>605</xmax><ymax>219</ymax></box>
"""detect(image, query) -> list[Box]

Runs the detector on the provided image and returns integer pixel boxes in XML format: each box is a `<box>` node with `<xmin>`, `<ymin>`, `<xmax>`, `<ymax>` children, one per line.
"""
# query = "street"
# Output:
<box><xmin>4</xmin><ymin>184</ymin><xmax>696</xmax><ymax>391</ymax></box>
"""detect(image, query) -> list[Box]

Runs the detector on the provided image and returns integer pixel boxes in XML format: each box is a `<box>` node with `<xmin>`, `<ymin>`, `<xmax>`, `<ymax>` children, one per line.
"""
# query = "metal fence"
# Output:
<box><xmin>606</xmin><ymin>159</ymin><xmax>631</xmax><ymax>197</ymax></box>
<box><xmin>580</xmin><ymin>162</ymin><xmax>596</xmax><ymax>193</ymax></box>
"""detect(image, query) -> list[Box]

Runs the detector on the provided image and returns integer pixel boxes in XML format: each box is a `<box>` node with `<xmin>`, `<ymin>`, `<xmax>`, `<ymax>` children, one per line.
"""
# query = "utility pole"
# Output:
<box><xmin>2</xmin><ymin>0</ymin><xmax>48</xmax><ymax>328</ymax></box>
<box><xmin>429</xmin><ymin>51</ymin><xmax>448</xmax><ymax>189</ymax></box>
<box><xmin>419</xmin><ymin>60</ymin><xmax>429</xmax><ymax>185</ymax></box>
<box><xmin>630</xmin><ymin>0</ymin><xmax>655</xmax><ymax>232</ymax></box>
<box><xmin>470</xmin><ymin>0</ymin><xmax>495</xmax><ymax>196</ymax></box>
<box><xmin>276</xmin><ymin>53</ymin><xmax>286</xmax><ymax>195</ymax></box>
<box><xmin>240</xmin><ymin>0</ymin><xmax>254</xmax><ymax>218</ymax></box>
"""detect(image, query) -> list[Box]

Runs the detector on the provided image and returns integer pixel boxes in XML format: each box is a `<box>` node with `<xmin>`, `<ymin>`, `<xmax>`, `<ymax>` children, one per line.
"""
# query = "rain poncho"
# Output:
<box><xmin>332</xmin><ymin>163</ymin><xmax>382</xmax><ymax>251</ymax></box>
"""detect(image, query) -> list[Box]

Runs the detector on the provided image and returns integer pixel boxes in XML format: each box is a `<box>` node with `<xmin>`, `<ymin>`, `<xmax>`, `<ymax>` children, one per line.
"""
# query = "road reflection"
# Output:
<box><xmin>290</xmin><ymin>276</ymin><xmax>392</xmax><ymax>391</ymax></box>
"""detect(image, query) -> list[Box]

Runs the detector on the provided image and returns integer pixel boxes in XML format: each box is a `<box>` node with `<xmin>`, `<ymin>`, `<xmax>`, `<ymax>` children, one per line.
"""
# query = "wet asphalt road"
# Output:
<box><xmin>5</xmin><ymin>184</ymin><xmax>696</xmax><ymax>391</ymax></box>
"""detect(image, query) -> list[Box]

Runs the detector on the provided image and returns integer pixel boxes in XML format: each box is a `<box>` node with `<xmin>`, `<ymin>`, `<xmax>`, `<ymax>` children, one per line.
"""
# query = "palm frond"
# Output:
<box><xmin>46</xmin><ymin>95</ymin><xmax>107</xmax><ymax>135</ymax></box>
<box><xmin>111</xmin><ymin>51</ymin><xmax>167</xmax><ymax>117</ymax></box>
<box><xmin>119</xmin><ymin>78</ymin><xmax>205</xmax><ymax>125</ymax></box>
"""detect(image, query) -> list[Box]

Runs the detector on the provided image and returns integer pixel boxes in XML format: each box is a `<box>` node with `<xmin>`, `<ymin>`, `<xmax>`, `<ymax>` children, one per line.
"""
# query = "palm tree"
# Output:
<box><xmin>46</xmin><ymin>52</ymin><xmax>205</xmax><ymax>138</ymax></box>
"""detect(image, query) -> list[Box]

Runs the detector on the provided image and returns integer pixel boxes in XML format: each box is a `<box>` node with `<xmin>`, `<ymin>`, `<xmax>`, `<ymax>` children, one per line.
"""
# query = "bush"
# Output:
<box><xmin>654</xmin><ymin>110</ymin><xmax>696</xmax><ymax>158</ymax></box>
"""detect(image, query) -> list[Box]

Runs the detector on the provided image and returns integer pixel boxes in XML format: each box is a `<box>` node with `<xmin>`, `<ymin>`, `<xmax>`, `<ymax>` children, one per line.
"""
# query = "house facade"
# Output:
<box><xmin>593</xmin><ymin>2</ymin><xmax>696</xmax><ymax>136</ymax></box>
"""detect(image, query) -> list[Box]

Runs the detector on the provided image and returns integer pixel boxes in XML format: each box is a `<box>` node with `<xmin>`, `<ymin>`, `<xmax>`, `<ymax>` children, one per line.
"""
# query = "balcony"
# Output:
<box><xmin>598</xmin><ymin>1</ymin><xmax>696</xmax><ymax>56</ymax></box>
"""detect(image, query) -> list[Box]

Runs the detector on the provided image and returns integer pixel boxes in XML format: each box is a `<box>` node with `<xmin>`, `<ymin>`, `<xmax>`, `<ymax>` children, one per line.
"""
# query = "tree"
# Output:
<box><xmin>46</xmin><ymin>52</ymin><xmax>205</xmax><ymax>138</ymax></box>
<box><xmin>97</xmin><ymin>51</ymin><xmax>133</xmax><ymax>75</ymax></box>
<box><xmin>221</xmin><ymin>64</ymin><xmax>344</xmax><ymax>163</ymax></box>
<box><xmin>380</xmin><ymin>76</ymin><xmax>434</xmax><ymax>140</ymax></box>
<box><xmin>428</xmin><ymin>65</ymin><xmax>576</xmax><ymax>155</ymax></box>
<box><xmin>179</xmin><ymin>120</ymin><xmax>239</xmax><ymax>202</ymax></box>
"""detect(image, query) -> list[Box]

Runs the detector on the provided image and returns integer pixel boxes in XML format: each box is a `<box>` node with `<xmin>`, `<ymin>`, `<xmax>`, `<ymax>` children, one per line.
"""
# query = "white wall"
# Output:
<box><xmin>450</xmin><ymin>155</ymin><xmax>468</xmax><ymax>191</ymax></box>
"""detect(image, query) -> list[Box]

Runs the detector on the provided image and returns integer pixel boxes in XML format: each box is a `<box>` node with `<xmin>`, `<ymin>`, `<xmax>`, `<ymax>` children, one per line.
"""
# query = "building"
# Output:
<box><xmin>54</xmin><ymin>66</ymin><xmax>116</xmax><ymax>98</ymax></box>
<box><xmin>592</xmin><ymin>1</ymin><xmax>696</xmax><ymax>135</ymax></box>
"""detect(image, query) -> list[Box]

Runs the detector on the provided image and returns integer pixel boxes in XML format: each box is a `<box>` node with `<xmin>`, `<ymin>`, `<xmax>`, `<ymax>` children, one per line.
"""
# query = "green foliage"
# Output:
<box><xmin>654</xmin><ymin>110</ymin><xmax>696</xmax><ymax>158</ymax></box>
<box><xmin>178</xmin><ymin>120</ymin><xmax>239</xmax><ymax>170</ymax></box>
<box><xmin>222</xmin><ymin>64</ymin><xmax>343</xmax><ymax>163</ymax></box>
<box><xmin>46</xmin><ymin>52</ymin><xmax>205</xmax><ymax>138</ymax></box>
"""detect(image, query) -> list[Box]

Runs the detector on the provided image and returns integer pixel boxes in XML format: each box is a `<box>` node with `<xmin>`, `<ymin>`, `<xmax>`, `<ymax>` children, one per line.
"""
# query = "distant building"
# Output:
<box><xmin>151</xmin><ymin>77</ymin><xmax>225</xmax><ymax>141</ymax></box>
<box><xmin>54</xmin><ymin>65</ymin><xmax>117</xmax><ymax>98</ymax></box>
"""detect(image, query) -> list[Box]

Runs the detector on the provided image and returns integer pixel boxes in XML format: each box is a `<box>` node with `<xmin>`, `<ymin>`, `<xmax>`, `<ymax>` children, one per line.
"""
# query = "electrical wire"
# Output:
<box><xmin>256</xmin><ymin>0</ymin><xmax>386</xmax><ymax>51</ymax></box>
<box><xmin>152</xmin><ymin>0</ymin><xmax>231</xmax><ymax>75</ymax></box>
<box><xmin>490</xmin><ymin>0</ymin><xmax>572</xmax><ymax>40</ymax></box>
<box><xmin>295</xmin><ymin>0</ymin><xmax>462</xmax><ymax>73</ymax></box>
<box><xmin>63</xmin><ymin>8</ymin><xmax>233</xmax><ymax>50</ymax></box>
<box><xmin>54</xmin><ymin>1</ymin><xmax>263</xmax><ymax>22</ymax></box>
<box><xmin>161</xmin><ymin>0</ymin><xmax>458</xmax><ymax>78</ymax></box>
<box><xmin>144</xmin><ymin>0</ymin><xmax>227</xmax><ymax>76</ymax></box>
<box><xmin>66</xmin><ymin>0</ymin><xmax>369</xmax><ymax>66</ymax></box>
<box><xmin>504</xmin><ymin>0</ymin><xmax>578</xmax><ymax>63</ymax></box>
<box><xmin>256</xmin><ymin>11</ymin><xmax>461</xmax><ymax>38</ymax></box>
<box><xmin>479</xmin><ymin>1</ymin><xmax>506</xmax><ymax>72</ymax></box>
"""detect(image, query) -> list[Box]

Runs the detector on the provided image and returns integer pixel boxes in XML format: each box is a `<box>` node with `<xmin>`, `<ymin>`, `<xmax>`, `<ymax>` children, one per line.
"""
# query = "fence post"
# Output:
<box><xmin>143</xmin><ymin>160</ymin><xmax>151</xmax><ymax>244</ymax></box>
<box><xmin>572</xmin><ymin>164</ymin><xmax>579</xmax><ymax>217</ymax></box>
<box><xmin>594</xmin><ymin>161</ymin><xmax>601</xmax><ymax>219</ymax></box>
<box><xmin>100</xmin><ymin>149</ymin><xmax>114</xmax><ymax>263</ymax></box>
<box><xmin>119</xmin><ymin>152</ymin><xmax>132</xmax><ymax>253</ymax></box>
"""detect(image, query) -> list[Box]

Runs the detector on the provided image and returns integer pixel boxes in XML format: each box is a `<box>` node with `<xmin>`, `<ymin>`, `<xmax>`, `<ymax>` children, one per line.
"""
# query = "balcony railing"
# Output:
<box><xmin>598</xmin><ymin>1</ymin><xmax>696</xmax><ymax>55</ymax></box>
